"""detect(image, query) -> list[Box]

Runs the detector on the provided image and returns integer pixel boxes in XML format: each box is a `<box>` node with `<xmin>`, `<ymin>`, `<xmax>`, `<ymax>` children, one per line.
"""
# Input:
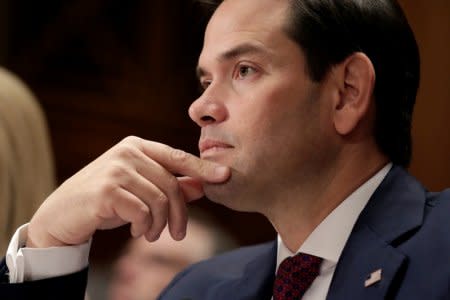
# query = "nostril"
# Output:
<box><xmin>201</xmin><ymin>115</ymin><xmax>215</xmax><ymax>122</ymax></box>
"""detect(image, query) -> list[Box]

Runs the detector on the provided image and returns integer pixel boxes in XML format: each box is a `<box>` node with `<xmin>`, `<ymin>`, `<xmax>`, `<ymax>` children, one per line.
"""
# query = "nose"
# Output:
<box><xmin>188</xmin><ymin>91</ymin><xmax>227</xmax><ymax>127</ymax></box>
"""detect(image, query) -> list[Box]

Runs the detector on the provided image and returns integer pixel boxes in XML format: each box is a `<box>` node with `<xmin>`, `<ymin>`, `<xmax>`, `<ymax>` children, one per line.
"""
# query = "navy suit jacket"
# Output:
<box><xmin>1</xmin><ymin>166</ymin><xmax>450</xmax><ymax>299</ymax></box>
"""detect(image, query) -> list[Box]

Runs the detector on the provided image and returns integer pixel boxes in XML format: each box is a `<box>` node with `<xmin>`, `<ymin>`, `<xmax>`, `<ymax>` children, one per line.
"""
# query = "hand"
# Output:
<box><xmin>26</xmin><ymin>136</ymin><xmax>230</xmax><ymax>248</ymax></box>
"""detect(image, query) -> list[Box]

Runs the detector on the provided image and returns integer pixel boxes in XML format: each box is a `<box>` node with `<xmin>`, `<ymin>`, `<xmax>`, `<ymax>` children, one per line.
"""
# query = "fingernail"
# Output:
<box><xmin>214</xmin><ymin>166</ymin><xmax>229</xmax><ymax>179</ymax></box>
<box><xmin>176</xmin><ymin>231</ymin><xmax>186</xmax><ymax>240</ymax></box>
<box><xmin>147</xmin><ymin>233</ymin><xmax>160</xmax><ymax>242</ymax></box>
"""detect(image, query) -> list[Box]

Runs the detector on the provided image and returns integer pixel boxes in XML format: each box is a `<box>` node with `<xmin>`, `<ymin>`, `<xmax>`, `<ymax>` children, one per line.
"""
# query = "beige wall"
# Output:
<box><xmin>400</xmin><ymin>0</ymin><xmax>450</xmax><ymax>190</ymax></box>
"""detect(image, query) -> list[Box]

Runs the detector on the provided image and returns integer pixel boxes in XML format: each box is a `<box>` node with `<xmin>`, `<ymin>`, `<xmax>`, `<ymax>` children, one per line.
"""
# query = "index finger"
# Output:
<box><xmin>138</xmin><ymin>139</ymin><xmax>230</xmax><ymax>183</ymax></box>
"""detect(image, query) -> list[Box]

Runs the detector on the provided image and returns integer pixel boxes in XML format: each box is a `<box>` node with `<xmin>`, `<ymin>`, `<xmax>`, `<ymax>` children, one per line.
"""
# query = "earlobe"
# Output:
<box><xmin>333</xmin><ymin>52</ymin><xmax>375</xmax><ymax>136</ymax></box>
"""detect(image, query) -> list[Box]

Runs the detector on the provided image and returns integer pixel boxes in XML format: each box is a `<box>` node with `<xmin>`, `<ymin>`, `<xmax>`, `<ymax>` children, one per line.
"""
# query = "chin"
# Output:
<box><xmin>203</xmin><ymin>181</ymin><xmax>232</xmax><ymax>204</ymax></box>
<box><xmin>203</xmin><ymin>175</ymin><xmax>256</xmax><ymax>212</ymax></box>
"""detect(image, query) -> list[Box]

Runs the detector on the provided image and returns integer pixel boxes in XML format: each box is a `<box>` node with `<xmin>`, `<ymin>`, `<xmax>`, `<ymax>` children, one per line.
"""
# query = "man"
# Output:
<box><xmin>1</xmin><ymin>0</ymin><xmax>449</xmax><ymax>299</ymax></box>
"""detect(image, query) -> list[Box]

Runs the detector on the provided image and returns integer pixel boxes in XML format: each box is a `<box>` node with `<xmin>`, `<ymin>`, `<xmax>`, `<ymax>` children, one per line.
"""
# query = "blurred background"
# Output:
<box><xmin>0</xmin><ymin>0</ymin><xmax>448</xmax><ymax>298</ymax></box>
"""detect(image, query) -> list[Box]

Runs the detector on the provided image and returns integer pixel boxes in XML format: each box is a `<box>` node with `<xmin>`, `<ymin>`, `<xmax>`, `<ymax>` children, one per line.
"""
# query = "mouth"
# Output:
<box><xmin>199</xmin><ymin>139</ymin><xmax>233</xmax><ymax>157</ymax></box>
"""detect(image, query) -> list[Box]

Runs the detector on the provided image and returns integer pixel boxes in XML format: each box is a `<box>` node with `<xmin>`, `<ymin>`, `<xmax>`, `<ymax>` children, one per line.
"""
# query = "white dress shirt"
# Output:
<box><xmin>6</xmin><ymin>163</ymin><xmax>392</xmax><ymax>299</ymax></box>
<box><xmin>274</xmin><ymin>163</ymin><xmax>392</xmax><ymax>299</ymax></box>
<box><xmin>6</xmin><ymin>224</ymin><xmax>91</xmax><ymax>283</ymax></box>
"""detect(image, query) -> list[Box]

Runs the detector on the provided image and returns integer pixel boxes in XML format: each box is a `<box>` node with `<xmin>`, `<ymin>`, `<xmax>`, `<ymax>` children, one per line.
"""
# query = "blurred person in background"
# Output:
<box><xmin>107</xmin><ymin>208</ymin><xmax>236</xmax><ymax>300</ymax></box>
<box><xmin>0</xmin><ymin>67</ymin><xmax>55</xmax><ymax>254</ymax></box>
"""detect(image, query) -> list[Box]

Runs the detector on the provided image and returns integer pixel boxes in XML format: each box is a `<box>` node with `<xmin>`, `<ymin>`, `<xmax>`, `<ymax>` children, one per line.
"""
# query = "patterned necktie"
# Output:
<box><xmin>273</xmin><ymin>253</ymin><xmax>323</xmax><ymax>300</ymax></box>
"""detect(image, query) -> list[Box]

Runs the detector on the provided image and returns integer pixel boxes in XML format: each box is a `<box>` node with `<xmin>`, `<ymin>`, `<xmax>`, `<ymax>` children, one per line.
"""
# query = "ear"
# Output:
<box><xmin>332</xmin><ymin>52</ymin><xmax>375</xmax><ymax>135</ymax></box>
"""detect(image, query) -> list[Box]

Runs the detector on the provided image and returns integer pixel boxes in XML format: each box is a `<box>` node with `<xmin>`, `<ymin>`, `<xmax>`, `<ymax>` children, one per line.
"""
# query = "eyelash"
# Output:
<box><xmin>199</xmin><ymin>63</ymin><xmax>259</xmax><ymax>92</ymax></box>
<box><xmin>199</xmin><ymin>80</ymin><xmax>211</xmax><ymax>92</ymax></box>
<box><xmin>234</xmin><ymin>63</ymin><xmax>258</xmax><ymax>81</ymax></box>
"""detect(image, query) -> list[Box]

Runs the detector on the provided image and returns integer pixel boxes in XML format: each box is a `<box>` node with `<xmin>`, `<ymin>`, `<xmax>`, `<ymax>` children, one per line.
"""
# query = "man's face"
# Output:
<box><xmin>189</xmin><ymin>0</ymin><xmax>336</xmax><ymax>214</ymax></box>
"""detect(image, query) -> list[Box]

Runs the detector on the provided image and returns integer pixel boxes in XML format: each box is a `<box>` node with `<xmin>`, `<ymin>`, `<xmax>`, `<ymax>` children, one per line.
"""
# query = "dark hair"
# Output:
<box><xmin>197</xmin><ymin>0</ymin><xmax>420</xmax><ymax>167</ymax></box>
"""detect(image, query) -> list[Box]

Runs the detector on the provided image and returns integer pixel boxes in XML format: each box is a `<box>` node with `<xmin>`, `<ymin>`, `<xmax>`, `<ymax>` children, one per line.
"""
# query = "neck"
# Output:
<box><xmin>265</xmin><ymin>147</ymin><xmax>388</xmax><ymax>253</ymax></box>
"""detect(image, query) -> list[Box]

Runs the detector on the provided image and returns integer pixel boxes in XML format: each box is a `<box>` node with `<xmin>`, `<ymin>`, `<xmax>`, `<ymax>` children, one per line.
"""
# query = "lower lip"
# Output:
<box><xmin>201</xmin><ymin>146</ymin><xmax>232</xmax><ymax>158</ymax></box>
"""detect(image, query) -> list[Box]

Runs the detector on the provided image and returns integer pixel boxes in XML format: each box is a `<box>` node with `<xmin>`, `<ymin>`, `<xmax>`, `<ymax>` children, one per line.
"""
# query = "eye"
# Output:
<box><xmin>235</xmin><ymin>64</ymin><xmax>257</xmax><ymax>80</ymax></box>
<box><xmin>199</xmin><ymin>79</ymin><xmax>212</xmax><ymax>92</ymax></box>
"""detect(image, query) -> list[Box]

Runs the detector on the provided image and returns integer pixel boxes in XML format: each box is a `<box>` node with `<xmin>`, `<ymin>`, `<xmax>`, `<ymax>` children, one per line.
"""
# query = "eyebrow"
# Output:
<box><xmin>196</xmin><ymin>43</ymin><xmax>270</xmax><ymax>80</ymax></box>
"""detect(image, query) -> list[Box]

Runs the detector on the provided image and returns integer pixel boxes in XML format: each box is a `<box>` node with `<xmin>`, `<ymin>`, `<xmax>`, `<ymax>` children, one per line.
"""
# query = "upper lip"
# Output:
<box><xmin>199</xmin><ymin>139</ymin><xmax>233</xmax><ymax>153</ymax></box>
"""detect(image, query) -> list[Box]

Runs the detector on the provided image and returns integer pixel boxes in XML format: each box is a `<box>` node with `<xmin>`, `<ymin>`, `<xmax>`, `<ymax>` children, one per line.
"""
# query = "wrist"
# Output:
<box><xmin>26</xmin><ymin>221</ymin><xmax>67</xmax><ymax>248</ymax></box>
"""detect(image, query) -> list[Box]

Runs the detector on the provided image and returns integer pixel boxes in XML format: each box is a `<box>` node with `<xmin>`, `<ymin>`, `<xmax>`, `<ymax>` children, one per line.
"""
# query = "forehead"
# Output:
<box><xmin>200</xmin><ymin>0</ymin><xmax>291</xmax><ymax>61</ymax></box>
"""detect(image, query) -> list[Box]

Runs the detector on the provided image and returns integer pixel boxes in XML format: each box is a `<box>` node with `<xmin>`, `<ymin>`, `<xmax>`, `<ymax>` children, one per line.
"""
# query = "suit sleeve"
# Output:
<box><xmin>0</xmin><ymin>257</ymin><xmax>88</xmax><ymax>300</ymax></box>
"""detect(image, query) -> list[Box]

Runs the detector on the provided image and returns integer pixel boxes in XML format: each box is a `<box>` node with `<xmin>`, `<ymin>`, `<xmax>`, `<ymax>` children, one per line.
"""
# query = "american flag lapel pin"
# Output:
<box><xmin>364</xmin><ymin>268</ymin><xmax>382</xmax><ymax>287</ymax></box>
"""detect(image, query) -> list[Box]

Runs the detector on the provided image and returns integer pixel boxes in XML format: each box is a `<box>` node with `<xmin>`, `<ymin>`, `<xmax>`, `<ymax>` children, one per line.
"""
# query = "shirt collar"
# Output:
<box><xmin>276</xmin><ymin>163</ymin><xmax>392</xmax><ymax>270</ymax></box>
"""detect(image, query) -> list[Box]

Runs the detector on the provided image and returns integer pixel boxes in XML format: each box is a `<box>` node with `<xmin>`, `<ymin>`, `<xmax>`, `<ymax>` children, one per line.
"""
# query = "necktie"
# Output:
<box><xmin>273</xmin><ymin>253</ymin><xmax>323</xmax><ymax>300</ymax></box>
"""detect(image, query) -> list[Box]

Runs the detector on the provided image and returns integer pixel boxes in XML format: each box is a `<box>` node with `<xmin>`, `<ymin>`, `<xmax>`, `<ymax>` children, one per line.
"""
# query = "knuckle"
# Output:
<box><xmin>115</xmin><ymin>144</ymin><xmax>139</xmax><ymax>160</ymax></box>
<box><xmin>97</xmin><ymin>181</ymin><xmax>117</xmax><ymax>198</ymax></box>
<box><xmin>154</xmin><ymin>192</ymin><xmax>169</xmax><ymax>206</ymax></box>
<box><xmin>121</xmin><ymin>135</ymin><xmax>141</xmax><ymax>145</ymax></box>
<box><xmin>169</xmin><ymin>148</ymin><xmax>189</xmax><ymax>164</ymax></box>
<box><xmin>166</xmin><ymin>176</ymin><xmax>181</xmax><ymax>194</ymax></box>
<box><xmin>135</xmin><ymin>204</ymin><xmax>150</xmax><ymax>222</ymax></box>
<box><xmin>107</xmin><ymin>163</ymin><xmax>129</xmax><ymax>180</ymax></box>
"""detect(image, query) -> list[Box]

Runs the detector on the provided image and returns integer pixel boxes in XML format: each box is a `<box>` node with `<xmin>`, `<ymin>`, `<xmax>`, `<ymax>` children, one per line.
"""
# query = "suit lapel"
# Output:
<box><xmin>239</xmin><ymin>241</ymin><xmax>277</xmax><ymax>300</ymax></box>
<box><xmin>326</xmin><ymin>224</ymin><xmax>407</xmax><ymax>299</ymax></box>
<box><xmin>327</xmin><ymin>166</ymin><xmax>426</xmax><ymax>300</ymax></box>
<box><xmin>208</xmin><ymin>241</ymin><xmax>277</xmax><ymax>300</ymax></box>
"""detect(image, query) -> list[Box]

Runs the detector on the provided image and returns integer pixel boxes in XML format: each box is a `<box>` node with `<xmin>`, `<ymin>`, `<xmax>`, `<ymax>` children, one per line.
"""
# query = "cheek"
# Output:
<box><xmin>230</xmin><ymin>86</ymin><xmax>288</xmax><ymax>132</ymax></box>
<box><xmin>233</xmin><ymin>89</ymin><xmax>306</xmax><ymax>146</ymax></box>
<box><xmin>242</xmin><ymin>92</ymin><xmax>321</xmax><ymax>161</ymax></box>
<box><xmin>227</xmin><ymin>75</ymin><xmax>320</xmax><ymax>155</ymax></box>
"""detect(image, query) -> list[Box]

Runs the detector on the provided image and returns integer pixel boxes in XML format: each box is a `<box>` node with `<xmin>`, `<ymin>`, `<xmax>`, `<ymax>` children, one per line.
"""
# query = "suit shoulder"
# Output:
<box><xmin>186</xmin><ymin>240</ymin><xmax>275</xmax><ymax>276</ymax></box>
<box><xmin>422</xmin><ymin>188</ymin><xmax>450</xmax><ymax>228</ymax></box>
<box><xmin>426</xmin><ymin>188</ymin><xmax>450</xmax><ymax>207</ymax></box>
<box><xmin>158</xmin><ymin>241</ymin><xmax>276</xmax><ymax>299</ymax></box>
